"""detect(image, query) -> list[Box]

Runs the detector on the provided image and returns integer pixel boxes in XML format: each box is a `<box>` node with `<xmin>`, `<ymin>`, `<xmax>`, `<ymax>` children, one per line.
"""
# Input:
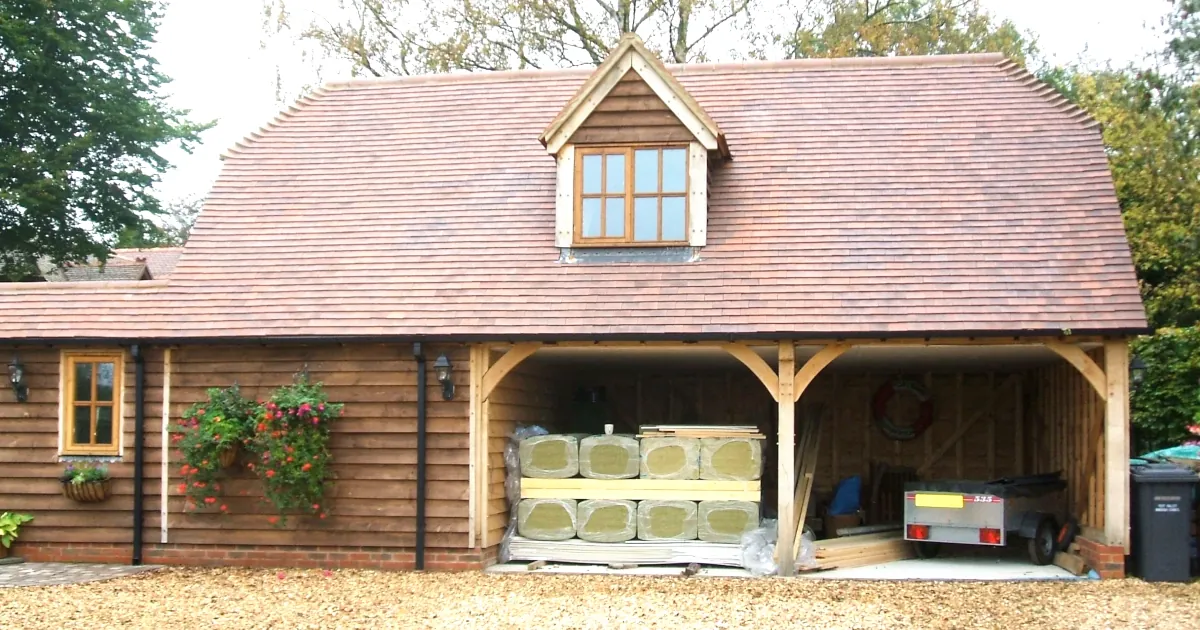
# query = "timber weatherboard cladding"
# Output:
<box><xmin>0</xmin><ymin>55</ymin><xmax>1145</xmax><ymax>339</ymax></box>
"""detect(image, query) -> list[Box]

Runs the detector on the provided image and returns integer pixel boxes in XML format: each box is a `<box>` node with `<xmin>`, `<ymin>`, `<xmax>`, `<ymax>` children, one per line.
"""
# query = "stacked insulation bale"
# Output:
<box><xmin>577</xmin><ymin>499</ymin><xmax>637</xmax><ymax>542</ymax></box>
<box><xmin>637</xmin><ymin>500</ymin><xmax>698</xmax><ymax>540</ymax></box>
<box><xmin>697</xmin><ymin>500</ymin><xmax>760</xmax><ymax>543</ymax></box>
<box><xmin>696</xmin><ymin>438</ymin><xmax>762</xmax><ymax>542</ymax></box>
<box><xmin>517</xmin><ymin>498</ymin><xmax>578</xmax><ymax>540</ymax></box>
<box><xmin>579</xmin><ymin>435</ymin><xmax>639</xmax><ymax>479</ymax></box>
<box><xmin>519</xmin><ymin>434</ymin><xmax>582</xmax><ymax>478</ymax></box>
<box><xmin>639</xmin><ymin>437</ymin><xmax>700</xmax><ymax>479</ymax></box>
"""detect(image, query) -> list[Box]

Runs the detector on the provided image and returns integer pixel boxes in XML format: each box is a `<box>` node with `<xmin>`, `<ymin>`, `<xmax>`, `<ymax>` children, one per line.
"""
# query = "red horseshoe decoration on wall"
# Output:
<box><xmin>872</xmin><ymin>378</ymin><xmax>934</xmax><ymax>441</ymax></box>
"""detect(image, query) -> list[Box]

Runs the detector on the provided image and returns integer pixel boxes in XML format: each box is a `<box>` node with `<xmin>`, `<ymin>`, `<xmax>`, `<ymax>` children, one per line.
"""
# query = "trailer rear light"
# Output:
<box><xmin>979</xmin><ymin>528</ymin><xmax>1002</xmax><ymax>545</ymax></box>
<box><xmin>907</xmin><ymin>524</ymin><xmax>930</xmax><ymax>540</ymax></box>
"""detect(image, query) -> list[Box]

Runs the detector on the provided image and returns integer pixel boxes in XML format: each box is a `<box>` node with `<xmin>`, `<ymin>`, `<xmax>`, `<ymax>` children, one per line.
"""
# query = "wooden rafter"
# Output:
<box><xmin>1043</xmin><ymin>341</ymin><xmax>1108</xmax><ymax>401</ymax></box>
<box><xmin>481</xmin><ymin>343</ymin><xmax>541</xmax><ymax>401</ymax></box>
<box><xmin>792</xmin><ymin>344</ymin><xmax>849</xmax><ymax>402</ymax></box>
<box><xmin>720</xmin><ymin>343</ymin><xmax>780</xmax><ymax>402</ymax></box>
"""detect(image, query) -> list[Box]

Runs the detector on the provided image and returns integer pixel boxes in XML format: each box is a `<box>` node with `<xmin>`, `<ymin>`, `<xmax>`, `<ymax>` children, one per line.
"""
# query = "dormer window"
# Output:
<box><xmin>542</xmin><ymin>34</ymin><xmax>729</xmax><ymax>253</ymax></box>
<box><xmin>576</xmin><ymin>145</ymin><xmax>688</xmax><ymax>245</ymax></box>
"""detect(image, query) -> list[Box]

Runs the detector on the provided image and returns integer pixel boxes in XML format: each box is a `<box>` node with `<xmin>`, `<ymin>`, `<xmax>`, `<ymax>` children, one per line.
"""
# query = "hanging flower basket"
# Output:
<box><xmin>62</xmin><ymin>479</ymin><xmax>112</xmax><ymax>503</ymax></box>
<box><xmin>218</xmin><ymin>444</ymin><xmax>239</xmax><ymax>469</ymax></box>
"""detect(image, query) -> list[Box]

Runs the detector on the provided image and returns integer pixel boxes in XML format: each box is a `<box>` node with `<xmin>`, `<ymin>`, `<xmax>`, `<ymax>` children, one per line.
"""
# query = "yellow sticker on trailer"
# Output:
<box><xmin>914</xmin><ymin>493</ymin><xmax>964</xmax><ymax>509</ymax></box>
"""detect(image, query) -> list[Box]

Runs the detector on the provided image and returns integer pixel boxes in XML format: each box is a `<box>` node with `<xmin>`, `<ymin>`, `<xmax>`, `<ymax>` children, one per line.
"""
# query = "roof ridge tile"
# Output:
<box><xmin>996</xmin><ymin>59</ymin><xmax>1101</xmax><ymax>131</ymax></box>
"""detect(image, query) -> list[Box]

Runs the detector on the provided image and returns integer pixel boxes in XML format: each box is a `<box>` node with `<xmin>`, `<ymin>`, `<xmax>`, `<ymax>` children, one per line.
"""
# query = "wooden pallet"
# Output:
<box><xmin>506</xmin><ymin>536</ymin><xmax>745</xmax><ymax>567</ymax></box>
<box><xmin>520</xmin><ymin>478</ymin><xmax>761</xmax><ymax>501</ymax></box>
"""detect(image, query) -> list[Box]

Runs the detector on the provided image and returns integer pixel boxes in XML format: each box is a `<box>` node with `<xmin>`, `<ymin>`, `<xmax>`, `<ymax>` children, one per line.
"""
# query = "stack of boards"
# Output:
<box><xmin>812</xmin><ymin>531</ymin><xmax>916</xmax><ymax>570</ymax></box>
<box><xmin>512</xmin><ymin>428</ymin><xmax>764</xmax><ymax>564</ymax></box>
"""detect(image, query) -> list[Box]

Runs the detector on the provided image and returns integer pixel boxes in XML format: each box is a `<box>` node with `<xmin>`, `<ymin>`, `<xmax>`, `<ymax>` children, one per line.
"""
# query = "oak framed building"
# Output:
<box><xmin>1</xmin><ymin>35</ymin><xmax>1145</xmax><ymax>578</ymax></box>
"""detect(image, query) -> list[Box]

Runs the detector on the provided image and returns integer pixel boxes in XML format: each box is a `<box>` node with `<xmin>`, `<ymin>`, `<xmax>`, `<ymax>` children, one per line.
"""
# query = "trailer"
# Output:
<box><xmin>903</xmin><ymin>472</ymin><xmax>1068</xmax><ymax>565</ymax></box>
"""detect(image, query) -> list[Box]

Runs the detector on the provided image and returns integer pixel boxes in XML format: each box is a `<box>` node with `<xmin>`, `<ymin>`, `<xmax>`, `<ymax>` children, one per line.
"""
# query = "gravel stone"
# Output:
<box><xmin>0</xmin><ymin>567</ymin><xmax>1197</xmax><ymax>629</ymax></box>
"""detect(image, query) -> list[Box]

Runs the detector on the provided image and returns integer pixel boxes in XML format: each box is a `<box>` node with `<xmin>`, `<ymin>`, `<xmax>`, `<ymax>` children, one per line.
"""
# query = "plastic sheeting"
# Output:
<box><xmin>637</xmin><ymin>500</ymin><xmax>698</xmax><ymax>540</ymax></box>
<box><xmin>740</xmin><ymin>520</ymin><xmax>818</xmax><ymax>576</ymax></box>
<box><xmin>579</xmin><ymin>435</ymin><xmax>640</xmax><ymax>479</ymax></box>
<box><xmin>697</xmin><ymin>500</ymin><xmax>760</xmax><ymax>543</ymax></box>
<box><xmin>699</xmin><ymin>438</ymin><xmax>763</xmax><ymax>481</ymax></box>
<box><xmin>500</xmin><ymin>425</ymin><xmax>548</xmax><ymax>563</ymax></box>
<box><xmin>520</xmin><ymin>434</ymin><xmax>581</xmax><ymax>478</ymax></box>
<box><xmin>639</xmin><ymin>437</ymin><xmax>700</xmax><ymax>479</ymax></box>
<box><xmin>576</xmin><ymin>499</ymin><xmax>637</xmax><ymax>542</ymax></box>
<box><xmin>516</xmin><ymin>498</ymin><xmax>578</xmax><ymax>541</ymax></box>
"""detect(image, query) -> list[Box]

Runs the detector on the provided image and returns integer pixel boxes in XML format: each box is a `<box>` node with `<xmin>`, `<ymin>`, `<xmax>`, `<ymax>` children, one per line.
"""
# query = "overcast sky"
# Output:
<box><xmin>149</xmin><ymin>0</ymin><xmax>1174</xmax><ymax>205</ymax></box>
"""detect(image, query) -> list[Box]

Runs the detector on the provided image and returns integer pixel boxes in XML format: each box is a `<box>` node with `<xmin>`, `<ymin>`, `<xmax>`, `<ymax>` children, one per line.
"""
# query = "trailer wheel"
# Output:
<box><xmin>1027</xmin><ymin>516</ymin><xmax>1058</xmax><ymax>565</ymax></box>
<box><xmin>914</xmin><ymin>542</ymin><xmax>941</xmax><ymax>559</ymax></box>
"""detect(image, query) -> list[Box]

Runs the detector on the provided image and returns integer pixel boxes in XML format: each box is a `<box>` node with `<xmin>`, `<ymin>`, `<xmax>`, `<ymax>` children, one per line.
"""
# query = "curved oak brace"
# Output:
<box><xmin>720</xmin><ymin>343</ymin><xmax>780</xmax><ymax>402</ymax></box>
<box><xmin>481</xmin><ymin>343</ymin><xmax>542</xmax><ymax>401</ymax></box>
<box><xmin>792</xmin><ymin>344</ymin><xmax>849</xmax><ymax>402</ymax></box>
<box><xmin>1043</xmin><ymin>341</ymin><xmax>1108</xmax><ymax>402</ymax></box>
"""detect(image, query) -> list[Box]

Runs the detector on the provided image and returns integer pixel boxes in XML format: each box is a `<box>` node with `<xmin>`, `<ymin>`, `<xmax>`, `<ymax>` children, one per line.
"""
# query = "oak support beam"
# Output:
<box><xmin>777</xmin><ymin>342</ymin><xmax>797</xmax><ymax>576</ymax></box>
<box><xmin>1043</xmin><ymin>341</ymin><xmax>1108</xmax><ymax>402</ymax></box>
<box><xmin>468</xmin><ymin>345</ymin><xmax>489</xmax><ymax>549</ymax></box>
<box><xmin>792</xmin><ymin>344</ymin><xmax>849</xmax><ymax>402</ymax></box>
<box><xmin>1103</xmin><ymin>339</ymin><xmax>1131</xmax><ymax>550</ymax></box>
<box><xmin>481</xmin><ymin>343</ymin><xmax>541</xmax><ymax>401</ymax></box>
<box><xmin>721</xmin><ymin>343</ymin><xmax>780</xmax><ymax>402</ymax></box>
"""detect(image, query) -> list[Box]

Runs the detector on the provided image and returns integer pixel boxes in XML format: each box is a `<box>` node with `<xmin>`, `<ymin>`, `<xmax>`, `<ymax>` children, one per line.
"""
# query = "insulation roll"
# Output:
<box><xmin>699</xmin><ymin>438</ymin><xmax>764</xmax><ymax>481</ymax></box>
<box><xmin>516</xmin><ymin>498</ymin><xmax>578</xmax><ymax>541</ymax></box>
<box><xmin>576</xmin><ymin>499</ymin><xmax>637</xmax><ymax>543</ymax></box>
<box><xmin>697</xmin><ymin>500</ymin><xmax>760</xmax><ymax>543</ymax></box>
<box><xmin>519</xmin><ymin>434</ymin><xmax>581</xmax><ymax>478</ymax></box>
<box><xmin>636</xmin><ymin>500</ymin><xmax>698</xmax><ymax>541</ymax></box>
<box><xmin>579</xmin><ymin>435</ymin><xmax>639</xmax><ymax>479</ymax></box>
<box><xmin>639</xmin><ymin>437</ymin><xmax>700</xmax><ymax>479</ymax></box>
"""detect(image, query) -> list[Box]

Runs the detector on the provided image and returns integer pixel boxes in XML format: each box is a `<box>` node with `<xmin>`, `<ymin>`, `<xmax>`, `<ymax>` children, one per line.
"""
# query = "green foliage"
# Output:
<box><xmin>782</xmin><ymin>0</ymin><xmax>1035</xmax><ymax>63</ymax></box>
<box><xmin>0</xmin><ymin>0</ymin><xmax>208</xmax><ymax>280</ymax></box>
<box><xmin>116</xmin><ymin>196</ymin><xmax>204</xmax><ymax>248</ymax></box>
<box><xmin>1130</xmin><ymin>328</ymin><xmax>1200</xmax><ymax>453</ymax></box>
<box><xmin>248</xmin><ymin>375</ymin><xmax>343</xmax><ymax>525</ymax></box>
<box><xmin>58</xmin><ymin>462</ymin><xmax>110</xmax><ymax>485</ymax></box>
<box><xmin>172</xmin><ymin>385</ymin><xmax>258</xmax><ymax>512</ymax></box>
<box><xmin>0</xmin><ymin>512</ymin><xmax>33</xmax><ymax>549</ymax></box>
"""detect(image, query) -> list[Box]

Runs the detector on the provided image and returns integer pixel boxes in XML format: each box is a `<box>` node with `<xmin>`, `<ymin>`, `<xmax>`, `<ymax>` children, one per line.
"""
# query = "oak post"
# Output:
<box><xmin>1103</xmin><ymin>339</ymin><xmax>1130</xmax><ymax>550</ymax></box>
<box><xmin>777</xmin><ymin>341</ymin><xmax>797</xmax><ymax>576</ymax></box>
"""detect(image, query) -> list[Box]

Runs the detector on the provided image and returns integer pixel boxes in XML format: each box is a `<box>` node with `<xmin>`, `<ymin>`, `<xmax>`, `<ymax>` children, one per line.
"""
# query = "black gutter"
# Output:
<box><xmin>412</xmin><ymin>343</ymin><xmax>427</xmax><ymax>570</ymax></box>
<box><xmin>0</xmin><ymin>327</ymin><xmax>1154</xmax><ymax>346</ymax></box>
<box><xmin>131</xmin><ymin>344</ymin><xmax>146</xmax><ymax>566</ymax></box>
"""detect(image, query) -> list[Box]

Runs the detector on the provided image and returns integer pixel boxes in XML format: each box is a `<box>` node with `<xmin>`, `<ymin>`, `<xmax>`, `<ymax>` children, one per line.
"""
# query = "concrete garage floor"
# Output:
<box><xmin>809</xmin><ymin>556</ymin><xmax>1082</xmax><ymax>581</ymax></box>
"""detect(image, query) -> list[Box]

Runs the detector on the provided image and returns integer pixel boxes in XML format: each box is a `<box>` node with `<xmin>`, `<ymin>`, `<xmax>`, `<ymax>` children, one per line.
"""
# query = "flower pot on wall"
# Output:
<box><xmin>218</xmin><ymin>445</ymin><xmax>239</xmax><ymax>469</ymax></box>
<box><xmin>62</xmin><ymin>479</ymin><xmax>112</xmax><ymax>503</ymax></box>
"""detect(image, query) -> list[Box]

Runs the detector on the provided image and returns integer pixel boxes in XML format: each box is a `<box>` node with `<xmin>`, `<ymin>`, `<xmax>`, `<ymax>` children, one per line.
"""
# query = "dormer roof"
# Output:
<box><xmin>539</xmin><ymin>34</ymin><xmax>729</xmax><ymax>158</ymax></box>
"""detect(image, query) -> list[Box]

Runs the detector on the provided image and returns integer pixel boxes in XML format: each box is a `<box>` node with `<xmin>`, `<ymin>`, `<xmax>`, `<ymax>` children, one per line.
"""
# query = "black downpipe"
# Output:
<box><xmin>131</xmin><ymin>344</ymin><xmax>146</xmax><ymax>565</ymax></box>
<box><xmin>412</xmin><ymin>343</ymin><xmax>427</xmax><ymax>570</ymax></box>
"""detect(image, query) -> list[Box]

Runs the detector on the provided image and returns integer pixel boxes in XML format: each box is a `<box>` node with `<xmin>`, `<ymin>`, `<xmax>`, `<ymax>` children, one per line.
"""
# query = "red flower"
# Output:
<box><xmin>319</xmin><ymin>513</ymin><xmax>327</xmax><ymax>519</ymax></box>
<box><xmin>312</xmin><ymin>503</ymin><xmax>320</xmax><ymax>510</ymax></box>
<box><xmin>177</xmin><ymin>484</ymin><xmax>186</xmax><ymax>493</ymax></box>
<box><xmin>198</xmin><ymin>408</ymin><xmax>206</xmax><ymax>414</ymax></box>
<box><xmin>286</xmin><ymin>456</ymin><xmax>293</xmax><ymax>463</ymax></box>
<box><xmin>179</xmin><ymin>464</ymin><xmax>190</xmax><ymax>474</ymax></box>
<box><xmin>277</xmin><ymin>571</ymin><xmax>286</xmax><ymax>580</ymax></box>
<box><xmin>194</xmin><ymin>482</ymin><xmax>206</xmax><ymax>488</ymax></box>
<box><xmin>285</xmin><ymin>446</ymin><xmax>294</xmax><ymax>454</ymax></box>
<box><xmin>268</xmin><ymin>516</ymin><xmax>279</xmax><ymax>525</ymax></box>
<box><xmin>220</xmin><ymin>504</ymin><xmax>228</xmax><ymax>512</ymax></box>
<box><xmin>201</xmin><ymin>460</ymin><xmax>208</xmax><ymax>466</ymax></box>
<box><xmin>266</xmin><ymin>470</ymin><xmax>276</xmax><ymax>478</ymax></box>
<box><xmin>301</xmin><ymin>463</ymin><xmax>312</xmax><ymax>472</ymax></box>
<box><xmin>247</xmin><ymin>463</ymin><xmax>255</xmax><ymax>471</ymax></box>
<box><xmin>212</xmin><ymin>435</ymin><xmax>221</xmax><ymax>442</ymax></box>
<box><xmin>257</xmin><ymin>423</ymin><xmax>266</xmax><ymax>432</ymax></box>
<box><xmin>275</xmin><ymin>411</ymin><xmax>283</xmax><ymax>419</ymax></box>
<box><xmin>204</xmin><ymin>497</ymin><xmax>216</xmax><ymax>504</ymax></box>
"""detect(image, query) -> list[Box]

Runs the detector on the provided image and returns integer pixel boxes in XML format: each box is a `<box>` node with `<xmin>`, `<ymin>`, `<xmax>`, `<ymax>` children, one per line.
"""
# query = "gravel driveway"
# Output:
<box><xmin>0</xmin><ymin>567</ymin><xmax>1197</xmax><ymax>629</ymax></box>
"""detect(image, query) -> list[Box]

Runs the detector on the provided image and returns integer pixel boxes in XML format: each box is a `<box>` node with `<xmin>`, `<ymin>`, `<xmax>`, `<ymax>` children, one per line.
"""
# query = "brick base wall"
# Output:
<box><xmin>13</xmin><ymin>542</ymin><xmax>489</xmax><ymax>571</ymax></box>
<box><xmin>1076</xmin><ymin>535</ymin><xmax>1126</xmax><ymax>579</ymax></box>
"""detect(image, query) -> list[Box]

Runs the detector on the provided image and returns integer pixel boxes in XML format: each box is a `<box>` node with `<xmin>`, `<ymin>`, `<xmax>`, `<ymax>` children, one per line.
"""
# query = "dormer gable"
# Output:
<box><xmin>542</xmin><ymin>34</ymin><xmax>727</xmax><ymax>250</ymax></box>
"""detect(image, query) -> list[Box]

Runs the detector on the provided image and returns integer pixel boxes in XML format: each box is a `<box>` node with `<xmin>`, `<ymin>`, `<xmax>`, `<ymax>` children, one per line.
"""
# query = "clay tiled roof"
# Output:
<box><xmin>38</xmin><ymin>247</ymin><xmax>182</xmax><ymax>282</ymax></box>
<box><xmin>0</xmin><ymin>54</ymin><xmax>1146</xmax><ymax>340</ymax></box>
<box><xmin>112</xmin><ymin>248</ymin><xmax>184</xmax><ymax>279</ymax></box>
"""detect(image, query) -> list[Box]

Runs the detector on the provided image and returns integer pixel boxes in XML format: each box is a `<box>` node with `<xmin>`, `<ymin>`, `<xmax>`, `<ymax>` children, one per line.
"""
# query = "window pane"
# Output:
<box><xmin>662</xmin><ymin>149</ymin><xmax>687</xmax><ymax>193</ymax></box>
<box><xmin>95</xmin><ymin>406</ymin><xmax>114</xmax><ymax>446</ymax></box>
<box><xmin>582</xmin><ymin>155</ymin><xmax>602</xmax><ymax>193</ymax></box>
<box><xmin>73</xmin><ymin>406</ymin><xmax>92</xmax><ymax>445</ymax></box>
<box><xmin>662</xmin><ymin>196</ymin><xmax>687</xmax><ymax>241</ymax></box>
<box><xmin>634</xmin><ymin>197</ymin><xmax>659</xmax><ymax>241</ymax></box>
<box><xmin>634</xmin><ymin>149</ymin><xmax>659</xmax><ymax>193</ymax></box>
<box><xmin>604</xmin><ymin>198</ymin><xmax>625</xmax><ymax>238</ymax></box>
<box><xmin>605</xmin><ymin>154</ymin><xmax>625</xmax><ymax>193</ymax></box>
<box><xmin>581</xmin><ymin>198</ymin><xmax>602</xmax><ymax>237</ymax></box>
<box><xmin>96</xmin><ymin>362</ymin><xmax>115</xmax><ymax>402</ymax></box>
<box><xmin>74</xmin><ymin>362</ymin><xmax>93</xmax><ymax>402</ymax></box>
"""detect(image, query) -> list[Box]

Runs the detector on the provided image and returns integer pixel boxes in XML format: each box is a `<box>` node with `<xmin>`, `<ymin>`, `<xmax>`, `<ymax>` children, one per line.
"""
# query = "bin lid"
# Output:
<box><xmin>1131</xmin><ymin>462</ymin><xmax>1200</xmax><ymax>483</ymax></box>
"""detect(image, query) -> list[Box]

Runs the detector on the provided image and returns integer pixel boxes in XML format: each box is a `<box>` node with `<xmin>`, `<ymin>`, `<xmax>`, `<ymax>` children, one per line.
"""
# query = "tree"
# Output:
<box><xmin>116</xmin><ymin>196</ymin><xmax>204</xmax><ymax>248</ymax></box>
<box><xmin>265</xmin><ymin>0</ymin><xmax>757</xmax><ymax>76</ymax></box>
<box><xmin>0</xmin><ymin>0</ymin><xmax>205</xmax><ymax>280</ymax></box>
<box><xmin>780</xmin><ymin>0</ymin><xmax>1035</xmax><ymax>63</ymax></box>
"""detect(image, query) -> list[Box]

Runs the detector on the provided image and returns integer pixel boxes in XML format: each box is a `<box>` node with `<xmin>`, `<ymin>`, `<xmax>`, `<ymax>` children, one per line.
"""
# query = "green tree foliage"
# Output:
<box><xmin>116</xmin><ymin>196</ymin><xmax>203</xmax><ymax>248</ymax></box>
<box><xmin>780</xmin><ymin>0</ymin><xmax>1035</xmax><ymax>63</ymax></box>
<box><xmin>0</xmin><ymin>0</ymin><xmax>206</xmax><ymax>280</ymax></box>
<box><xmin>1130</xmin><ymin>328</ymin><xmax>1200</xmax><ymax>452</ymax></box>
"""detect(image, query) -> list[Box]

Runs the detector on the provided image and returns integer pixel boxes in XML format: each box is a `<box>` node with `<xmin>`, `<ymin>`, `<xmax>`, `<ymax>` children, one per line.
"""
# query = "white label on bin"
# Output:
<box><xmin>1154</xmin><ymin>502</ymin><xmax>1180</xmax><ymax>513</ymax></box>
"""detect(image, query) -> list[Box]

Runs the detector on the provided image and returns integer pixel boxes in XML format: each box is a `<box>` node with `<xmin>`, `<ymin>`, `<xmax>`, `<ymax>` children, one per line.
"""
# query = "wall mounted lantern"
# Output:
<box><xmin>1129</xmin><ymin>355</ymin><xmax>1147</xmax><ymax>391</ymax></box>
<box><xmin>8</xmin><ymin>355</ymin><xmax>28</xmax><ymax>403</ymax></box>
<box><xmin>433</xmin><ymin>354</ymin><xmax>455</xmax><ymax>400</ymax></box>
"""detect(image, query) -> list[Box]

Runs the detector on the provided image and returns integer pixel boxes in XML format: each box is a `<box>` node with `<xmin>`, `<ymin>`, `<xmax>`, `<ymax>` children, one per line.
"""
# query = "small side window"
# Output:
<box><xmin>61</xmin><ymin>352</ymin><xmax>123</xmax><ymax>456</ymax></box>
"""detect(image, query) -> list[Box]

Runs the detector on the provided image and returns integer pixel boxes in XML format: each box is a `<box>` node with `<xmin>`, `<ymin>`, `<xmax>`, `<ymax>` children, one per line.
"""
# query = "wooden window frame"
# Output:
<box><xmin>60</xmin><ymin>351</ymin><xmax>124</xmax><ymax>456</ymax></box>
<box><xmin>573</xmin><ymin>144</ymin><xmax>690</xmax><ymax>247</ymax></box>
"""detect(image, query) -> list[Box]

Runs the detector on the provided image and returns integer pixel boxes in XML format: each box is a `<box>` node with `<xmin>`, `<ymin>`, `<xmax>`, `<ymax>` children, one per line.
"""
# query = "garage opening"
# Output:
<box><xmin>483</xmin><ymin>342</ymin><xmax>1110</xmax><ymax>579</ymax></box>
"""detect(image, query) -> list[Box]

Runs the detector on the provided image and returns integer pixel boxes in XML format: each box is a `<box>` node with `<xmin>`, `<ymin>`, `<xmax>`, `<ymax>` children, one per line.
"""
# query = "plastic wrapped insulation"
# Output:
<box><xmin>505</xmin><ymin>425</ymin><xmax>549</xmax><ymax>506</ymax></box>
<box><xmin>636</xmin><ymin>500</ymin><xmax>698</xmax><ymax>540</ymax></box>
<box><xmin>740</xmin><ymin>518</ymin><xmax>778</xmax><ymax>576</ymax></box>
<box><xmin>639</xmin><ymin>437</ymin><xmax>700</xmax><ymax>479</ymax></box>
<box><xmin>699</xmin><ymin>437</ymin><xmax>763</xmax><ymax>481</ymax></box>
<box><xmin>519</xmin><ymin>434</ymin><xmax>581</xmax><ymax>479</ymax></box>
<box><xmin>697</xmin><ymin>500</ymin><xmax>760</xmax><ymax>543</ymax></box>
<box><xmin>576</xmin><ymin>499</ymin><xmax>637</xmax><ymax>542</ymax></box>
<box><xmin>579</xmin><ymin>435</ymin><xmax>640</xmax><ymax>479</ymax></box>
<box><xmin>516</xmin><ymin>498</ymin><xmax>578</xmax><ymax>541</ymax></box>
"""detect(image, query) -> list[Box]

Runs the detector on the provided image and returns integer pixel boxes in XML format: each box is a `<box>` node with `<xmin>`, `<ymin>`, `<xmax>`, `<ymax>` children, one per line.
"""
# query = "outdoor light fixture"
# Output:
<box><xmin>433</xmin><ymin>354</ymin><xmax>455</xmax><ymax>400</ymax></box>
<box><xmin>1130</xmin><ymin>355</ymin><xmax>1147</xmax><ymax>391</ymax></box>
<box><xmin>7</xmin><ymin>355</ymin><xmax>27</xmax><ymax>403</ymax></box>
